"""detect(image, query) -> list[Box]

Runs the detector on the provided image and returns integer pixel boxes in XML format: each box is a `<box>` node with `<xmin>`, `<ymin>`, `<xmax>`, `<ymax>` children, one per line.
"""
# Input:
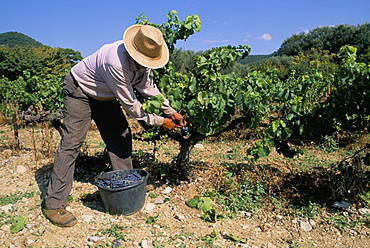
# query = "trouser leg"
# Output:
<box><xmin>90</xmin><ymin>98</ymin><xmax>133</xmax><ymax>170</ymax></box>
<box><xmin>44</xmin><ymin>72</ymin><xmax>91</xmax><ymax>210</ymax></box>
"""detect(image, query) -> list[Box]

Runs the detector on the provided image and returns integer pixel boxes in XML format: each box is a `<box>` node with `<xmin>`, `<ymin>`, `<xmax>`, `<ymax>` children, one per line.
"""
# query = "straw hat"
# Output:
<box><xmin>123</xmin><ymin>24</ymin><xmax>169</xmax><ymax>69</ymax></box>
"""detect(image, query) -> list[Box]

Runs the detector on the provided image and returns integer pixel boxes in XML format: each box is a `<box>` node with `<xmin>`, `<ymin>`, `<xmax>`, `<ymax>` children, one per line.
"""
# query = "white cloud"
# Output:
<box><xmin>243</xmin><ymin>32</ymin><xmax>253</xmax><ymax>42</ymax></box>
<box><xmin>203</xmin><ymin>39</ymin><xmax>231</xmax><ymax>44</ymax></box>
<box><xmin>257</xmin><ymin>33</ymin><xmax>272</xmax><ymax>42</ymax></box>
<box><xmin>211</xmin><ymin>20</ymin><xmax>227</xmax><ymax>24</ymax></box>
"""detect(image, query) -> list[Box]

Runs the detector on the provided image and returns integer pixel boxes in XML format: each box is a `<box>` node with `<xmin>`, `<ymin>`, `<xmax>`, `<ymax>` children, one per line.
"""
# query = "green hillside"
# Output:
<box><xmin>238</xmin><ymin>54</ymin><xmax>272</xmax><ymax>65</ymax></box>
<box><xmin>0</xmin><ymin>31</ymin><xmax>43</xmax><ymax>47</ymax></box>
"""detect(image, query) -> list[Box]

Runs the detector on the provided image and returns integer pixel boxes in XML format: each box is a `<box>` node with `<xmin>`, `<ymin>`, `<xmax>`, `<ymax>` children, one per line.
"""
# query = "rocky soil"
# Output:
<box><xmin>0</xmin><ymin>123</ymin><xmax>369</xmax><ymax>247</ymax></box>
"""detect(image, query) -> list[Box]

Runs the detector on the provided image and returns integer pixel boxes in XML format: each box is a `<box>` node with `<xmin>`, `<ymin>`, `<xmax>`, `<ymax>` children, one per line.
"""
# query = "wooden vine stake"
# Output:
<box><xmin>12</xmin><ymin>112</ymin><xmax>20</xmax><ymax>154</ymax></box>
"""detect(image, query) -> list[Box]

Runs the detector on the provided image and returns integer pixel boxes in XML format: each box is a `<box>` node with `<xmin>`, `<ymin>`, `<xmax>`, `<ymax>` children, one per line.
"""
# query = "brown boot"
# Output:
<box><xmin>43</xmin><ymin>207</ymin><xmax>77</xmax><ymax>227</ymax></box>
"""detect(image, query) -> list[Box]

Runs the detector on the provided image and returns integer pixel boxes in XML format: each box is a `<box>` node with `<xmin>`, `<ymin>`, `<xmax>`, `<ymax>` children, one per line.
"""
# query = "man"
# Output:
<box><xmin>42</xmin><ymin>24</ymin><xmax>186</xmax><ymax>227</ymax></box>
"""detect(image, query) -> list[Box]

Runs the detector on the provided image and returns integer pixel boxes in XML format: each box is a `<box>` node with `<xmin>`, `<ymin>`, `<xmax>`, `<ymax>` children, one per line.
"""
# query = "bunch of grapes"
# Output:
<box><xmin>96</xmin><ymin>171</ymin><xmax>143</xmax><ymax>189</ymax></box>
<box><xmin>180</xmin><ymin>126</ymin><xmax>189</xmax><ymax>136</ymax></box>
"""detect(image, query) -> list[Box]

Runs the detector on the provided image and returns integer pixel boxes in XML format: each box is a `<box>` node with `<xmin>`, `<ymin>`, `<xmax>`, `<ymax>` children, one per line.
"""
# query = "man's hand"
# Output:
<box><xmin>161</xmin><ymin>118</ymin><xmax>175</xmax><ymax>132</ymax></box>
<box><xmin>170</xmin><ymin>112</ymin><xmax>187</xmax><ymax>126</ymax></box>
<box><xmin>160</xmin><ymin>113</ymin><xmax>187</xmax><ymax>132</ymax></box>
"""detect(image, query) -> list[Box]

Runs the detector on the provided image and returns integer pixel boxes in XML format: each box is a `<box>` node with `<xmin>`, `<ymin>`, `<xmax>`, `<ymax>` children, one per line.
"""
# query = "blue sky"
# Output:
<box><xmin>1</xmin><ymin>0</ymin><xmax>369</xmax><ymax>57</ymax></box>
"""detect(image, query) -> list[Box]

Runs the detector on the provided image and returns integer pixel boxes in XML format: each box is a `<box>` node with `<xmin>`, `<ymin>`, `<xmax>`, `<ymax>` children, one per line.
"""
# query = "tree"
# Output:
<box><xmin>239</xmin><ymin>54</ymin><xmax>272</xmax><ymax>65</ymax></box>
<box><xmin>277</xmin><ymin>32</ymin><xmax>307</xmax><ymax>57</ymax></box>
<box><xmin>169</xmin><ymin>48</ymin><xmax>198</xmax><ymax>75</ymax></box>
<box><xmin>354</xmin><ymin>23</ymin><xmax>370</xmax><ymax>63</ymax></box>
<box><xmin>247</xmin><ymin>55</ymin><xmax>293</xmax><ymax>80</ymax></box>
<box><xmin>0</xmin><ymin>45</ymin><xmax>82</xmax><ymax>81</ymax></box>
<box><xmin>226</xmin><ymin>62</ymin><xmax>250</xmax><ymax>78</ymax></box>
<box><xmin>0</xmin><ymin>45</ymin><xmax>82</xmax><ymax>115</ymax></box>
<box><xmin>276</xmin><ymin>23</ymin><xmax>370</xmax><ymax>62</ymax></box>
<box><xmin>290</xmin><ymin>48</ymin><xmax>337</xmax><ymax>79</ymax></box>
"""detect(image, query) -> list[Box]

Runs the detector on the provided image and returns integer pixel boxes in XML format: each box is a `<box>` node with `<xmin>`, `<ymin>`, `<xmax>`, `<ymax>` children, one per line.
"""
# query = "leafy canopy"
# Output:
<box><xmin>0</xmin><ymin>44</ymin><xmax>82</xmax><ymax>115</ymax></box>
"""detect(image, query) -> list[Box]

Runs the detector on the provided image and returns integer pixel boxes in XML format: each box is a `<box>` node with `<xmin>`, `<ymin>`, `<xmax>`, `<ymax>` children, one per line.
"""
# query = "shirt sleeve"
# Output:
<box><xmin>103</xmin><ymin>64</ymin><xmax>167</xmax><ymax>127</ymax></box>
<box><xmin>134</xmin><ymin>68</ymin><xmax>177</xmax><ymax>117</ymax></box>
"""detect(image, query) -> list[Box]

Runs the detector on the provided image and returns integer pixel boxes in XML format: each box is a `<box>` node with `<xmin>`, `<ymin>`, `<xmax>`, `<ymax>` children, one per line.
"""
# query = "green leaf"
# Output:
<box><xmin>287</xmin><ymin>113</ymin><xmax>294</xmax><ymax>120</ymax></box>
<box><xmin>142</xmin><ymin>94</ymin><xmax>164</xmax><ymax>114</ymax></box>
<box><xmin>210</xmin><ymin>229</ymin><xmax>218</xmax><ymax>238</ymax></box>
<box><xmin>10</xmin><ymin>215</ymin><xmax>28</xmax><ymax>233</ymax></box>
<box><xmin>202</xmin><ymin>209</ymin><xmax>216</xmax><ymax>222</ymax></box>
<box><xmin>202</xmin><ymin>229</ymin><xmax>218</xmax><ymax>242</ymax></box>
<box><xmin>148</xmin><ymin>193</ymin><xmax>157</xmax><ymax>198</ymax></box>
<box><xmin>172</xmin><ymin>88</ymin><xmax>182</xmax><ymax>99</ymax></box>
<box><xmin>227</xmin><ymin>233</ymin><xmax>247</xmax><ymax>243</ymax></box>
<box><xmin>145</xmin><ymin>215</ymin><xmax>159</xmax><ymax>224</ymax></box>
<box><xmin>197</xmin><ymin>197</ymin><xmax>213</xmax><ymax>212</ymax></box>
<box><xmin>257</xmin><ymin>147</ymin><xmax>267</xmax><ymax>158</ymax></box>
<box><xmin>201</xmin><ymin>209</ymin><xmax>225</xmax><ymax>223</ymax></box>
<box><xmin>185</xmin><ymin>196</ymin><xmax>200</xmax><ymax>208</ymax></box>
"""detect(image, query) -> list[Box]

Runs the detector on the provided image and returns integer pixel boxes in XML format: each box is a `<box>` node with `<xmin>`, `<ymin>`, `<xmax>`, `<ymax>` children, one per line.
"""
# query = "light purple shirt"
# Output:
<box><xmin>71</xmin><ymin>40</ymin><xmax>176</xmax><ymax>126</ymax></box>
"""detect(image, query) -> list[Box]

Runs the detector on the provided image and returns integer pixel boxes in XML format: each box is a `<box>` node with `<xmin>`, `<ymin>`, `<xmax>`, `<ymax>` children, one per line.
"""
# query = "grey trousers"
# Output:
<box><xmin>44</xmin><ymin>72</ymin><xmax>133</xmax><ymax>210</ymax></box>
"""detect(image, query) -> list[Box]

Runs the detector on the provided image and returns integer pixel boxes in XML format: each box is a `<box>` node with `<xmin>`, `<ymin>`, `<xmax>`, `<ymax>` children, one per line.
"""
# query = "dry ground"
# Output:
<box><xmin>0</xmin><ymin>121</ymin><xmax>369</xmax><ymax>248</ymax></box>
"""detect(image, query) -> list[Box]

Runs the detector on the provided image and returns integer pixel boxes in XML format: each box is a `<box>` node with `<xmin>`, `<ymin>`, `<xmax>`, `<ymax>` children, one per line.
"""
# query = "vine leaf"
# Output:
<box><xmin>197</xmin><ymin>197</ymin><xmax>213</xmax><ymax>212</ymax></box>
<box><xmin>10</xmin><ymin>215</ymin><xmax>28</xmax><ymax>233</ymax></box>
<box><xmin>185</xmin><ymin>196</ymin><xmax>200</xmax><ymax>208</ymax></box>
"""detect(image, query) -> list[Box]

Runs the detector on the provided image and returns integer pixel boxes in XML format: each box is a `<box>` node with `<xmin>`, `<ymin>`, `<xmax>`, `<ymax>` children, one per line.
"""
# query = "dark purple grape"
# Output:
<box><xmin>181</xmin><ymin>127</ymin><xmax>188</xmax><ymax>136</ymax></box>
<box><xmin>96</xmin><ymin>171</ymin><xmax>144</xmax><ymax>189</ymax></box>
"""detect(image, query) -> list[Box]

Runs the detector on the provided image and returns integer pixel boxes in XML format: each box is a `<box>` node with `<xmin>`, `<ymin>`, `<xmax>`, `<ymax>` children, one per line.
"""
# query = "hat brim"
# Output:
<box><xmin>123</xmin><ymin>24</ymin><xmax>169</xmax><ymax>69</ymax></box>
